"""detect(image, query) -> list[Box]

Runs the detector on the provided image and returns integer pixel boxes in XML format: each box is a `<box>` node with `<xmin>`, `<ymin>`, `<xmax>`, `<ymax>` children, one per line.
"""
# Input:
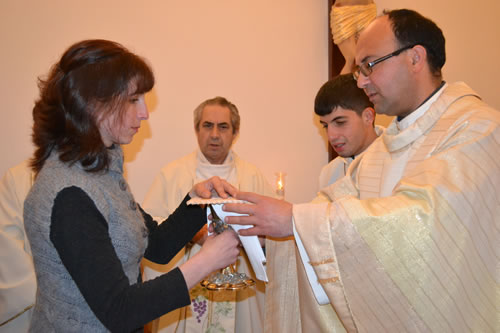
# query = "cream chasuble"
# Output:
<box><xmin>142</xmin><ymin>150</ymin><xmax>274</xmax><ymax>333</ymax></box>
<box><xmin>293</xmin><ymin>82</ymin><xmax>499</xmax><ymax>332</ymax></box>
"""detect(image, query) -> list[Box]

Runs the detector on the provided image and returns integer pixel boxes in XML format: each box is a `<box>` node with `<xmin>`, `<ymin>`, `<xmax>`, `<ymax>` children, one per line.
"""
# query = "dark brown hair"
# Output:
<box><xmin>31</xmin><ymin>39</ymin><xmax>154</xmax><ymax>175</ymax></box>
<box><xmin>385</xmin><ymin>9</ymin><xmax>446</xmax><ymax>77</ymax></box>
<box><xmin>314</xmin><ymin>74</ymin><xmax>373</xmax><ymax>116</ymax></box>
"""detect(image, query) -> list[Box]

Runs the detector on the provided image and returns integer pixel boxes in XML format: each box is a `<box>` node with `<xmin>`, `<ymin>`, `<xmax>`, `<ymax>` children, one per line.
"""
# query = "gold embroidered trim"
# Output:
<box><xmin>0</xmin><ymin>304</ymin><xmax>34</xmax><ymax>327</ymax></box>
<box><xmin>309</xmin><ymin>258</ymin><xmax>335</xmax><ymax>266</ymax></box>
<box><xmin>318</xmin><ymin>277</ymin><xmax>340</xmax><ymax>284</ymax></box>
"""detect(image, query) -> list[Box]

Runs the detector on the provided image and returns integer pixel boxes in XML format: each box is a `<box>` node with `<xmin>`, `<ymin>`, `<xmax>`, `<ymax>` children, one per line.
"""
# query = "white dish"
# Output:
<box><xmin>187</xmin><ymin>196</ymin><xmax>246</xmax><ymax>205</ymax></box>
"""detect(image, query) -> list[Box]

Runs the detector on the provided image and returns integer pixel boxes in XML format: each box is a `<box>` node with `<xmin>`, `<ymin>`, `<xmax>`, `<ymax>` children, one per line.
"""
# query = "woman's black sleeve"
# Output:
<box><xmin>141</xmin><ymin>193</ymin><xmax>206</xmax><ymax>264</ymax></box>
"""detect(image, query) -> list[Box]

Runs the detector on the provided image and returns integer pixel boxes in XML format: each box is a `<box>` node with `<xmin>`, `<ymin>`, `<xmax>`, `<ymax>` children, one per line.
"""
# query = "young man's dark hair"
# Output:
<box><xmin>314</xmin><ymin>74</ymin><xmax>373</xmax><ymax>117</ymax></box>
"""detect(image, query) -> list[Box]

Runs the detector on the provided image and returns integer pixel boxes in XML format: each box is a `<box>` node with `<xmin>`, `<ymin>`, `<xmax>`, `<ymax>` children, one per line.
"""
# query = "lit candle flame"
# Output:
<box><xmin>275</xmin><ymin>172</ymin><xmax>285</xmax><ymax>199</ymax></box>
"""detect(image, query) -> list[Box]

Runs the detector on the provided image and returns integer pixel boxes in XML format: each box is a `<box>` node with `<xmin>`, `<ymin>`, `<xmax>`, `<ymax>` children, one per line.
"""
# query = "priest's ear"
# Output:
<box><xmin>409</xmin><ymin>45</ymin><xmax>427</xmax><ymax>72</ymax></box>
<box><xmin>361</xmin><ymin>107</ymin><xmax>376</xmax><ymax>126</ymax></box>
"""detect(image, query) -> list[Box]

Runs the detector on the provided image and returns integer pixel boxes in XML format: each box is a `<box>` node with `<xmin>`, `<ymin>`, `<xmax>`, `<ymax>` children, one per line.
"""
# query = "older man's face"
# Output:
<box><xmin>355</xmin><ymin>16</ymin><xmax>415</xmax><ymax>118</ymax></box>
<box><xmin>196</xmin><ymin>105</ymin><xmax>237</xmax><ymax>164</ymax></box>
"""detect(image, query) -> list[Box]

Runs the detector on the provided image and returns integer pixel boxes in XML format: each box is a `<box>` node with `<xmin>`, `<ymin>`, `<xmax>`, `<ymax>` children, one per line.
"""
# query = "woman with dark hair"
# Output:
<box><xmin>23</xmin><ymin>39</ymin><xmax>239</xmax><ymax>332</ymax></box>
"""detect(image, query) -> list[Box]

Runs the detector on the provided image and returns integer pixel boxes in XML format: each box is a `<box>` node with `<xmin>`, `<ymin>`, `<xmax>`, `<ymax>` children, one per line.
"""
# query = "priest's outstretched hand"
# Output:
<box><xmin>223</xmin><ymin>191</ymin><xmax>293</xmax><ymax>238</ymax></box>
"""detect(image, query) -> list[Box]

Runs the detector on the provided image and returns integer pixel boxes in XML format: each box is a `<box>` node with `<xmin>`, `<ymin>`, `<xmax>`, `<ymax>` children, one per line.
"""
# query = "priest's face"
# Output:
<box><xmin>355</xmin><ymin>16</ymin><xmax>415</xmax><ymax>118</ymax></box>
<box><xmin>319</xmin><ymin>106</ymin><xmax>376</xmax><ymax>158</ymax></box>
<box><xmin>196</xmin><ymin>104</ymin><xmax>237</xmax><ymax>164</ymax></box>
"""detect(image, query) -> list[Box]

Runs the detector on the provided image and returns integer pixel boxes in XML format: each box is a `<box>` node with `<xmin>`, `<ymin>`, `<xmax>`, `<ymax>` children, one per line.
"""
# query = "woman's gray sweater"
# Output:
<box><xmin>24</xmin><ymin>147</ymin><xmax>205</xmax><ymax>332</ymax></box>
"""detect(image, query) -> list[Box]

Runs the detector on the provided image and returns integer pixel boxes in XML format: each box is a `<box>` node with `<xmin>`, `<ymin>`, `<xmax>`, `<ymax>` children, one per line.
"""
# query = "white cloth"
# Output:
<box><xmin>293</xmin><ymin>82</ymin><xmax>500</xmax><ymax>332</ymax></box>
<box><xmin>142</xmin><ymin>150</ymin><xmax>274</xmax><ymax>333</ymax></box>
<box><xmin>0</xmin><ymin>160</ymin><xmax>36</xmax><ymax>333</ymax></box>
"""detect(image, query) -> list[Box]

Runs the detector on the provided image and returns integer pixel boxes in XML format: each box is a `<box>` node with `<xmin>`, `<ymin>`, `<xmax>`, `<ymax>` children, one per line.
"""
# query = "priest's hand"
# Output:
<box><xmin>223</xmin><ymin>191</ymin><xmax>293</xmax><ymax>238</ymax></box>
<box><xmin>189</xmin><ymin>176</ymin><xmax>237</xmax><ymax>199</ymax></box>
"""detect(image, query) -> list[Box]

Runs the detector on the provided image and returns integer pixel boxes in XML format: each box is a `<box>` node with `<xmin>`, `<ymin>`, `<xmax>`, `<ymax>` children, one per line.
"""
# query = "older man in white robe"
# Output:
<box><xmin>225</xmin><ymin>9</ymin><xmax>499</xmax><ymax>333</ymax></box>
<box><xmin>142</xmin><ymin>96</ymin><xmax>274</xmax><ymax>333</ymax></box>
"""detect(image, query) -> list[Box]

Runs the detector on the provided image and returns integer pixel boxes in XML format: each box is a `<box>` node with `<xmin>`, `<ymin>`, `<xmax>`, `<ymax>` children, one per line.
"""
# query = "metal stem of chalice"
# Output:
<box><xmin>200</xmin><ymin>205</ymin><xmax>255</xmax><ymax>291</ymax></box>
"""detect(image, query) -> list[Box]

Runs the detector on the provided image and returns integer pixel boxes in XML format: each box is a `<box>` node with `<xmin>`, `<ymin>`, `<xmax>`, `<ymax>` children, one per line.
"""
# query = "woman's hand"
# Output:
<box><xmin>179</xmin><ymin>230</ymin><xmax>239</xmax><ymax>289</ymax></box>
<box><xmin>199</xmin><ymin>231</ymin><xmax>240</xmax><ymax>270</ymax></box>
<box><xmin>189</xmin><ymin>176</ymin><xmax>238</xmax><ymax>199</ymax></box>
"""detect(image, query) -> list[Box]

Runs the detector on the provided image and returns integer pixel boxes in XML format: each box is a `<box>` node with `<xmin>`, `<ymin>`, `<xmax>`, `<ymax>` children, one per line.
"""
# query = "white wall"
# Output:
<box><xmin>1</xmin><ymin>0</ymin><xmax>499</xmax><ymax>204</ymax></box>
<box><xmin>0</xmin><ymin>0</ymin><xmax>328</xmax><ymax>203</ymax></box>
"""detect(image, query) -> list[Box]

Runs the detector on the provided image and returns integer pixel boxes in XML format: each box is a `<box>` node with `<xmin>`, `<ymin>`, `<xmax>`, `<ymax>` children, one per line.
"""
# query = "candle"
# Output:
<box><xmin>275</xmin><ymin>172</ymin><xmax>286</xmax><ymax>199</ymax></box>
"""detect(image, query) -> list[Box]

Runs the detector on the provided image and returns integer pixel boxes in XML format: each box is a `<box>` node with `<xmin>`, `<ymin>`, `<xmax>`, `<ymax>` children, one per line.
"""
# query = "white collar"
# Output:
<box><xmin>196</xmin><ymin>149</ymin><xmax>233</xmax><ymax>166</ymax></box>
<box><xmin>195</xmin><ymin>149</ymin><xmax>236</xmax><ymax>182</ymax></box>
<box><xmin>397</xmin><ymin>83</ymin><xmax>447</xmax><ymax>131</ymax></box>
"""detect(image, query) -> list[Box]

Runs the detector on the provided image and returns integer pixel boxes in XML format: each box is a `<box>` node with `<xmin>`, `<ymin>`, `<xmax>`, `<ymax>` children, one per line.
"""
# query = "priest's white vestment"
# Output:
<box><xmin>293</xmin><ymin>82</ymin><xmax>499</xmax><ymax>332</ymax></box>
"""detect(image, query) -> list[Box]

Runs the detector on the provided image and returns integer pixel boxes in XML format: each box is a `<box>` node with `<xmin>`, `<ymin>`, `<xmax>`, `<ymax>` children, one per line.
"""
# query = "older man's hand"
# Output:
<box><xmin>189</xmin><ymin>176</ymin><xmax>238</xmax><ymax>199</ymax></box>
<box><xmin>223</xmin><ymin>191</ymin><xmax>293</xmax><ymax>238</ymax></box>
